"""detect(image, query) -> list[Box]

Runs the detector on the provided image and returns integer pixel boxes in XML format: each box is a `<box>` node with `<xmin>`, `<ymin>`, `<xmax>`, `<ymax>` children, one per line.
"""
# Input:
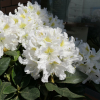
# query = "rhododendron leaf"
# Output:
<box><xmin>68</xmin><ymin>98</ymin><xmax>84</xmax><ymax>100</ymax></box>
<box><xmin>4</xmin><ymin>93</ymin><xmax>15</xmax><ymax>100</ymax></box>
<box><xmin>52</xmin><ymin>95</ymin><xmax>62</xmax><ymax>100</ymax></box>
<box><xmin>3</xmin><ymin>85</ymin><xmax>16</xmax><ymax>94</ymax></box>
<box><xmin>20</xmin><ymin>74</ymin><xmax>31</xmax><ymax>89</ymax></box>
<box><xmin>40</xmin><ymin>85</ymin><xmax>48</xmax><ymax>96</ymax></box>
<box><xmin>12</xmin><ymin>63</ymin><xmax>23</xmax><ymax>85</ymax></box>
<box><xmin>21</xmin><ymin>86</ymin><xmax>40</xmax><ymax>100</ymax></box>
<box><xmin>0</xmin><ymin>82</ymin><xmax>11</xmax><ymax>100</ymax></box>
<box><xmin>45</xmin><ymin>83</ymin><xmax>84</xmax><ymax>98</ymax></box>
<box><xmin>68</xmin><ymin>84</ymin><xmax>85</xmax><ymax>95</ymax></box>
<box><xmin>56</xmin><ymin>69</ymin><xmax>87</xmax><ymax>84</ymax></box>
<box><xmin>11</xmin><ymin>96</ymin><xmax>20</xmax><ymax>100</ymax></box>
<box><xmin>0</xmin><ymin>57</ymin><xmax>11</xmax><ymax>76</ymax></box>
<box><xmin>5</xmin><ymin>51</ymin><xmax>18</xmax><ymax>56</ymax></box>
<box><xmin>0</xmin><ymin>79</ymin><xmax>2</xmax><ymax>86</ymax></box>
<box><xmin>92</xmin><ymin>82</ymin><xmax>100</xmax><ymax>93</ymax></box>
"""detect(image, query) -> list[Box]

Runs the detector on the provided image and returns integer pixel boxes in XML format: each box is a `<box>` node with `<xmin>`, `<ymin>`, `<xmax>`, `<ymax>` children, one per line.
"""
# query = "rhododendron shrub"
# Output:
<box><xmin>0</xmin><ymin>1</ymin><xmax>99</xmax><ymax>100</ymax></box>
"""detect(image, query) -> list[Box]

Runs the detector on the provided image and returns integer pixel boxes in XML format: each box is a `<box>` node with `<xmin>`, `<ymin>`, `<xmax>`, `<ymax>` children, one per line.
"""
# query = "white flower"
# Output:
<box><xmin>76</xmin><ymin>39</ymin><xmax>100</xmax><ymax>84</ymax></box>
<box><xmin>0</xmin><ymin>32</ymin><xmax>18</xmax><ymax>58</ymax></box>
<box><xmin>19</xmin><ymin>27</ymin><xmax>82</xmax><ymax>82</ymax></box>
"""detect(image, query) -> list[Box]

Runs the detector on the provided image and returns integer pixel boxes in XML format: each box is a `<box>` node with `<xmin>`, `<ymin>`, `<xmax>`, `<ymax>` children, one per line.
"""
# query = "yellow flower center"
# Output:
<box><xmin>51</xmin><ymin>22</ymin><xmax>55</xmax><ymax>27</ymax></box>
<box><xmin>60</xmin><ymin>40</ymin><xmax>64</xmax><ymax>47</ymax></box>
<box><xmin>50</xmin><ymin>61</ymin><xmax>59</xmax><ymax>65</ymax></box>
<box><xmin>14</xmin><ymin>18</ymin><xmax>18</xmax><ymax>24</ymax></box>
<box><xmin>24</xmin><ymin>9</ymin><xmax>27</xmax><ymax>13</ymax></box>
<box><xmin>80</xmin><ymin>64</ymin><xmax>85</xmax><ymax>66</ymax></box>
<box><xmin>79</xmin><ymin>52</ymin><xmax>83</xmax><ymax>57</ymax></box>
<box><xmin>45</xmin><ymin>47</ymin><xmax>54</xmax><ymax>54</ymax></box>
<box><xmin>85</xmin><ymin>46</ymin><xmax>89</xmax><ymax>51</ymax></box>
<box><xmin>20</xmin><ymin>14</ymin><xmax>26</xmax><ymax>19</ymax></box>
<box><xmin>89</xmin><ymin>55</ymin><xmax>95</xmax><ymax>58</ymax></box>
<box><xmin>43</xmin><ymin>22</ymin><xmax>46</xmax><ymax>25</ymax></box>
<box><xmin>49</xmin><ymin>17</ymin><xmax>52</xmax><ymax>21</ymax></box>
<box><xmin>20</xmin><ymin>23</ymin><xmax>26</xmax><ymax>29</ymax></box>
<box><xmin>44</xmin><ymin>37</ymin><xmax>52</xmax><ymax>42</ymax></box>
<box><xmin>0</xmin><ymin>37</ymin><xmax>5</xmax><ymax>42</ymax></box>
<box><xmin>28</xmin><ymin>6</ymin><xmax>33</xmax><ymax>10</ymax></box>
<box><xmin>3</xmin><ymin>24</ymin><xmax>9</xmax><ymax>30</ymax></box>
<box><xmin>37</xmin><ymin>11</ymin><xmax>40</xmax><ymax>15</ymax></box>
<box><xmin>28</xmin><ymin>17</ymin><xmax>32</xmax><ymax>21</ymax></box>
<box><xmin>31</xmin><ymin>47</ymin><xmax>36</xmax><ymax>51</ymax></box>
<box><xmin>23</xmin><ymin>34</ymin><xmax>28</xmax><ymax>38</ymax></box>
<box><xmin>39</xmin><ymin>32</ymin><xmax>43</xmax><ymax>36</ymax></box>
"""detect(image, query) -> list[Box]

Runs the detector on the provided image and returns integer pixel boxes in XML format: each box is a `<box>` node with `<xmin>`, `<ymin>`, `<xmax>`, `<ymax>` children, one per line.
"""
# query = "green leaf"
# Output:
<box><xmin>5</xmin><ymin>93</ymin><xmax>15</xmax><ymax>100</ymax></box>
<box><xmin>68</xmin><ymin>98</ymin><xmax>84</xmax><ymax>100</ymax></box>
<box><xmin>5</xmin><ymin>51</ymin><xmax>18</xmax><ymax>56</ymax></box>
<box><xmin>21</xmin><ymin>86</ymin><xmax>40</xmax><ymax>100</ymax></box>
<box><xmin>12</xmin><ymin>63</ymin><xmax>23</xmax><ymax>85</ymax></box>
<box><xmin>56</xmin><ymin>69</ymin><xmax>87</xmax><ymax>84</ymax></box>
<box><xmin>68</xmin><ymin>84</ymin><xmax>85</xmax><ymax>95</ymax></box>
<box><xmin>0</xmin><ymin>82</ymin><xmax>11</xmax><ymax>100</ymax></box>
<box><xmin>20</xmin><ymin>75</ymin><xmax>31</xmax><ymax>89</ymax></box>
<box><xmin>14</xmin><ymin>51</ymin><xmax>20</xmax><ymax>61</ymax></box>
<box><xmin>45</xmin><ymin>83</ymin><xmax>84</xmax><ymax>98</ymax></box>
<box><xmin>11</xmin><ymin>96</ymin><xmax>20</xmax><ymax>100</ymax></box>
<box><xmin>0</xmin><ymin>57</ymin><xmax>11</xmax><ymax>76</ymax></box>
<box><xmin>92</xmin><ymin>82</ymin><xmax>100</xmax><ymax>93</ymax></box>
<box><xmin>0</xmin><ymin>79</ymin><xmax>2</xmax><ymax>86</ymax></box>
<box><xmin>3</xmin><ymin>85</ymin><xmax>16</xmax><ymax>94</ymax></box>
<box><xmin>52</xmin><ymin>95</ymin><xmax>62</xmax><ymax>100</ymax></box>
<box><xmin>40</xmin><ymin>85</ymin><xmax>48</xmax><ymax>96</ymax></box>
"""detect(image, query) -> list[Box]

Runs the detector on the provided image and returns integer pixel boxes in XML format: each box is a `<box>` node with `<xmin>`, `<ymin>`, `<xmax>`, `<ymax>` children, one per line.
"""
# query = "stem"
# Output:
<box><xmin>51</xmin><ymin>75</ymin><xmax>54</xmax><ymax>83</ymax></box>
<box><xmin>44</xmin><ymin>94</ymin><xmax>48</xmax><ymax>100</ymax></box>
<box><xmin>39</xmin><ymin>97</ymin><xmax>42</xmax><ymax>100</ymax></box>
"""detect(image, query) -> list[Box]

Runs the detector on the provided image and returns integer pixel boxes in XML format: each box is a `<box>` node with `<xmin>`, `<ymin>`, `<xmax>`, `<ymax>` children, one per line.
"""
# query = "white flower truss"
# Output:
<box><xmin>75</xmin><ymin>39</ymin><xmax>100</xmax><ymax>84</ymax></box>
<box><xmin>0</xmin><ymin>1</ymin><xmax>100</xmax><ymax>85</ymax></box>
<box><xmin>19</xmin><ymin>27</ymin><xmax>82</xmax><ymax>82</ymax></box>
<box><xmin>0</xmin><ymin>11</ymin><xmax>18</xmax><ymax>58</ymax></box>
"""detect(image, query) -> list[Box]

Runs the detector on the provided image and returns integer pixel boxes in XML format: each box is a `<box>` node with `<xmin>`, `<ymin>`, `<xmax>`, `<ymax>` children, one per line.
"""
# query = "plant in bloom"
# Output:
<box><xmin>0</xmin><ymin>1</ymin><xmax>100</xmax><ymax>100</ymax></box>
<box><xmin>75</xmin><ymin>39</ymin><xmax>100</xmax><ymax>84</ymax></box>
<box><xmin>19</xmin><ymin>27</ymin><xmax>82</xmax><ymax>82</ymax></box>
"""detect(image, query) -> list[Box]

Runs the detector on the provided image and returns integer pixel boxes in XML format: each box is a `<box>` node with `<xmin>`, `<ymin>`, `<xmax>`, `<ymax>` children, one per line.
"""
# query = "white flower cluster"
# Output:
<box><xmin>0</xmin><ymin>1</ymin><xmax>81</xmax><ymax>83</ymax></box>
<box><xmin>0</xmin><ymin>1</ymin><xmax>65</xmax><ymax>58</ymax></box>
<box><xmin>0</xmin><ymin>11</ymin><xmax>18</xmax><ymax>58</ymax></box>
<box><xmin>19</xmin><ymin>27</ymin><xmax>82</xmax><ymax>82</ymax></box>
<box><xmin>76</xmin><ymin>40</ymin><xmax>100</xmax><ymax>84</ymax></box>
<box><xmin>2</xmin><ymin>1</ymin><xmax>99</xmax><ymax>83</ymax></box>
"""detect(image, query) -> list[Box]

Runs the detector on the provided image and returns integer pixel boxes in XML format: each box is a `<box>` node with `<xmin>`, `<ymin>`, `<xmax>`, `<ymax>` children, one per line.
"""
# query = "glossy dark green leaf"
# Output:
<box><xmin>0</xmin><ymin>79</ymin><xmax>2</xmax><ymax>86</ymax></box>
<box><xmin>68</xmin><ymin>98</ymin><xmax>84</xmax><ymax>100</ymax></box>
<box><xmin>56</xmin><ymin>69</ymin><xmax>87</xmax><ymax>84</ymax></box>
<box><xmin>0</xmin><ymin>57</ymin><xmax>11</xmax><ymax>76</ymax></box>
<box><xmin>5</xmin><ymin>93</ymin><xmax>15</xmax><ymax>100</ymax></box>
<box><xmin>92</xmin><ymin>82</ymin><xmax>100</xmax><ymax>93</ymax></box>
<box><xmin>3</xmin><ymin>85</ymin><xmax>16</xmax><ymax>94</ymax></box>
<box><xmin>20</xmin><ymin>75</ymin><xmax>31</xmax><ymax>89</ymax></box>
<box><xmin>52</xmin><ymin>95</ymin><xmax>62</xmax><ymax>100</ymax></box>
<box><xmin>45</xmin><ymin>83</ymin><xmax>84</xmax><ymax>98</ymax></box>
<box><xmin>0</xmin><ymin>82</ymin><xmax>11</xmax><ymax>100</ymax></box>
<box><xmin>11</xmin><ymin>96</ymin><xmax>20</xmax><ymax>100</ymax></box>
<box><xmin>21</xmin><ymin>86</ymin><xmax>40</xmax><ymax>100</ymax></box>
<box><xmin>5</xmin><ymin>51</ymin><xmax>18</xmax><ymax>56</ymax></box>
<box><xmin>12</xmin><ymin>63</ymin><xmax>23</xmax><ymax>85</ymax></box>
<box><xmin>68</xmin><ymin>85</ymin><xmax>85</xmax><ymax>95</ymax></box>
<box><xmin>40</xmin><ymin>85</ymin><xmax>48</xmax><ymax>96</ymax></box>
